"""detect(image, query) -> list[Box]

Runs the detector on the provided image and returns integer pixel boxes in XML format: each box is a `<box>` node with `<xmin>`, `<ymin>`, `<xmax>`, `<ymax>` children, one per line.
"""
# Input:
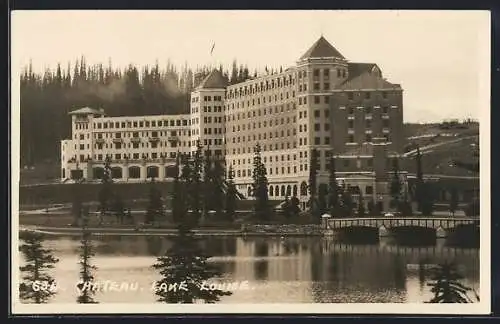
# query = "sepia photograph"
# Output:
<box><xmin>10</xmin><ymin>10</ymin><xmax>490</xmax><ymax>314</ymax></box>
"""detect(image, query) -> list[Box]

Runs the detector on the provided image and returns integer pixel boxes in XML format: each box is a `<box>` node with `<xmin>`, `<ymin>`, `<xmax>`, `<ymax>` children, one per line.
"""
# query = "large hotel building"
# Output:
<box><xmin>61</xmin><ymin>36</ymin><xmax>406</xmax><ymax>210</ymax></box>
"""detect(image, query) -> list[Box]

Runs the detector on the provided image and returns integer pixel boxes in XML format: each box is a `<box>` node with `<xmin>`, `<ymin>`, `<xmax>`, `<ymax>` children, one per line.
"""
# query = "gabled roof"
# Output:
<box><xmin>197</xmin><ymin>69</ymin><xmax>227</xmax><ymax>89</ymax></box>
<box><xmin>68</xmin><ymin>107</ymin><xmax>105</xmax><ymax>116</ymax></box>
<box><xmin>299</xmin><ymin>36</ymin><xmax>345</xmax><ymax>60</ymax></box>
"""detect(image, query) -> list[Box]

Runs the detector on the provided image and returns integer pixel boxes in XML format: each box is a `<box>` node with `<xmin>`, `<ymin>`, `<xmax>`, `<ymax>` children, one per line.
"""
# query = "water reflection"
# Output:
<box><xmin>40</xmin><ymin>235</ymin><xmax>479</xmax><ymax>304</ymax></box>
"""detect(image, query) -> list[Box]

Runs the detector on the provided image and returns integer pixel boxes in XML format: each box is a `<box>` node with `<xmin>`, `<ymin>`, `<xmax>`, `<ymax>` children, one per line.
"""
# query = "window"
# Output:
<box><xmin>79</xmin><ymin>144</ymin><xmax>84</xmax><ymax>150</ymax></box>
<box><xmin>324</xmin><ymin>123</ymin><xmax>330</xmax><ymax>131</ymax></box>
<box><xmin>324</xmin><ymin>83</ymin><xmax>330</xmax><ymax>90</ymax></box>
<box><xmin>313</xmin><ymin>69</ymin><xmax>320</xmax><ymax>77</ymax></box>
<box><xmin>348</xmin><ymin>120</ymin><xmax>354</xmax><ymax>128</ymax></box>
<box><xmin>315</xmin><ymin>137</ymin><xmax>320</xmax><ymax>145</ymax></box>
<box><xmin>115</xmin><ymin>154</ymin><xmax>121</xmax><ymax>160</ymax></box>
<box><xmin>324</xmin><ymin>110</ymin><xmax>330</xmax><ymax>118</ymax></box>
<box><xmin>324</xmin><ymin>137</ymin><xmax>330</xmax><ymax>145</ymax></box>
<box><xmin>367</xmin><ymin>158</ymin><xmax>373</xmax><ymax>167</ymax></box>
<box><xmin>365</xmin><ymin>134</ymin><xmax>372</xmax><ymax>142</ymax></box>
<box><xmin>366</xmin><ymin>186</ymin><xmax>373</xmax><ymax>195</ymax></box>
<box><xmin>365</xmin><ymin>92</ymin><xmax>371</xmax><ymax>99</ymax></box>
<box><xmin>366</xmin><ymin>106</ymin><xmax>372</xmax><ymax>114</ymax></box>
<box><xmin>366</xmin><ymin>120</ymin><xmax>372</xmax><ymax>128</ymax></box>
<box><xmin>324</xmin><ymin>96</ymin><xmax>330</xmax><ymax>104</ymax></box>
<box><xmin>314</xmin><ymin>123</ymin><xmax>320</xmax><ymax>131</ymax></box>
<box><xmin>314</xmin><ymin>110</ymin><xmax>320</xmax><ymax>118</ymax></box>
<box><xmin>324</xmin><ymin>69</ymin><xmax>329</xmax><ymax>77</ymax></box>
<box><xmin>348</xmin><ymin>135</ymin><xmax>354</xmax><ymax>143</ymax></box>
<box><xmin>382</xmin><ymin>92</ymin><xmax>388</xmax><ymax>99</ymax></box>
<box><xmin>348</xmin><ymin>92</ymin><xmax>354</xmax><ymax>100</ymax></box>
<box><xmin>313</xmin><ymin>83</ymin><xmax>320</xmax><ymax>90</ymax></box>
<box><xmin>383</xmin><ymin>106</ymin><xmax>389</xmax><ymax>114</ymax></box>
<box><xmin>314</xmin><ymin>96</ymin><xmax>320</xmax><ymax>104</ymax></box>
<box><xmin>349</xmin><ymin>107</ymin><xmax>354</xmax><ymax>115</ymax></box>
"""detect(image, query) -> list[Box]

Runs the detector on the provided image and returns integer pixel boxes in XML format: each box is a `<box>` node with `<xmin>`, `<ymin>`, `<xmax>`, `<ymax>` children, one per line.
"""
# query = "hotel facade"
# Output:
<box><xmin>61</xmin><ymin>36</ymin><xmax>406</xmax><ymax>210</ymax></box>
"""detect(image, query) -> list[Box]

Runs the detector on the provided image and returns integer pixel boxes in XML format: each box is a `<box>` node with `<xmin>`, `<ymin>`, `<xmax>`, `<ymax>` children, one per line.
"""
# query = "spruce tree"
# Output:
<box><xmin>427</xmin><ymin>262</ymin><xmax>477</xmax><ymax>303</ymax></box>
<box><xmin>71</xmin><ymin>182</ymin><xmax>82</xmax><ymax>226</ymax></box>
<box><xmin>251</xmin><ymin>143</ymin><xmax>270</xmax><ymax>222</ymax></box>
<box><xmin>77</xmin><ymin>209</ymin><xmax>98</xmax><ymax>304</ymax></box>
<box><xmin>415</xmin><ymin>146</ymin><xmax>424</xmax><ymax>213</ymax></box>
<box><xmin>191</xmin><ymin>142</ymin><xmax>203</xmax><ymax>223</ymax></box>
<box><xmin>308</xmin><ymin>149</ymin><xmax>319</xmax><ymax>217</ymax></box>
<box><xmin>225</xmin><ymin>165</ymin><xmax>237</xmax><ymax>221</ymax></box>
<box><xmin>152</xmin><ymin>159</ymin><xmax>232</xmax><ymax>303</ymax></box>
<box><xmin>145</xmin><ymin>178</ymin><xmax>164</xmax><ymax>226</ymax></box>
<box><xmin>210</xmin><ymin>158</ymin><xmax>225</xmax><ymax>220</ymax></box>
<box><xmin>449</xmin><ymin>187</ymin><xmax>459</xmax><ymax>217</ymax></box>
<box><xmin>357</xmin><ymin>193</ymin><xmax>366</xmax><ymax>217</ymax></box>
<box><xmin>19</xmin><ymin>231</ymin><xmax>59</xmax><ymax>303</ymax></box>
<box><xmin>389</xmin><ymin>157</ymin><xmax>402</xmax><ymax>212</ymax></box>
<box><xmin>328</xmin><ymin>154</ymin><xmax>339</xmax><ymax>216</ymax></box>
<box><xmin>98</xmin><ymin>155</ymin><xmax>113</xmax><ymax>221</ymax></box>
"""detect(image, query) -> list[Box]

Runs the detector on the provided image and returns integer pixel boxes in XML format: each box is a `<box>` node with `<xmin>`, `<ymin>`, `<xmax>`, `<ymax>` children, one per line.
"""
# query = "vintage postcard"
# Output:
<box><xmin>10</xmin><ymin>10</ymin><xmax>491</xmax><ymax>314</ymax></box>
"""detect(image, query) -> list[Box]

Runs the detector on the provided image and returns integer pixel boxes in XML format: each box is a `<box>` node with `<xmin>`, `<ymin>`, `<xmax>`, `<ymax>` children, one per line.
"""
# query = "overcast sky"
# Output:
<box><xmin>11</xmin><ymin>10</ymin><xmax>490</xmax><ymax>123</ymax></box>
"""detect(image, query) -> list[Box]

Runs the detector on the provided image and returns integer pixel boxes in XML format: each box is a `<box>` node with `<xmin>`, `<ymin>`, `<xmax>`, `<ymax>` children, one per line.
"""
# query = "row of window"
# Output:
<box><xmin>347</xmin><ymin>106</ymin><xmax>392</xmax><ymax>114</ymax></box>
<box><xmin>226</xmin><ymin>92</ymin><xmax>296</xmax><ymax>109</ymax></box>
<box><xmin>347</xmin><ymin>91</ymin><xmax>391</xmax><ymax>100</ymax></box>
<box><xmin>225</xmin><ymin>104</ymin><xmax>296</xmax><ymax>121</ymax></box>
<box><xmin>227</xmin><ymin>75</ymin><xmax>296</xmax><ymax>98</ymax></box>
<box><xmin>229</xmin><ymin>129</ymin><xmax>297</xmax><ymax>143</ymax></box>
<box><xmin>228</xmin><ymin>117</ymin><xmax>296</xmax><ymax>132</ymax></box>
<box><xmin>93</xmin><ymin>119</ymin><xmax>189</xmax><ymax>129</ymax></box>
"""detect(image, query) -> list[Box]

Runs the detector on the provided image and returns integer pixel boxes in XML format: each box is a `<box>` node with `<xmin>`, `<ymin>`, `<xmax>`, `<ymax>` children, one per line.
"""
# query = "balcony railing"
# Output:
<box><xmin>149</xmin><ymin>137</ymin><xmax>160</xmax><ymax>142</ymax></box>
<box><xmin>95</xmin><ymin>138</ymin><xmax>105</xmax><ymax>144</ymax></box>
<box><xmin>130</xmin><ymin>137</ymin><xmax>141</xmax><ymax>143</ymax></box>
<box><xmin>112</xmin><ymin>138</ymin><xmax>123</xmax><ymax>143</ymax></box>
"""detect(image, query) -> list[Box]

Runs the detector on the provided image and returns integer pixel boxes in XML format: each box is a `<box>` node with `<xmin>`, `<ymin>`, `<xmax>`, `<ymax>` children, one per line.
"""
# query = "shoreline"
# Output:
<box><xmin>19</xmin><ymin>225</ymin><xmax>323</xmax><ymax>237</ymax></box>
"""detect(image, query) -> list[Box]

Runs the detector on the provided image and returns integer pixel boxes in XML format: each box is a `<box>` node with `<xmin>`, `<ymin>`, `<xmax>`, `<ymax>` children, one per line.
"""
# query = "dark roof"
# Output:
<box><xmin>299</xmin><ymin>36</ymin><xmax>345</xmax><ymax>60</ymax></box>
<box><xmin>347</xmin><ymin>63</ymin><xmax>378</xmax><ymax>79</ymax></box>
<box><xmin>337</xmin><ymin>62</ymin><xmax>401</xmax><ymax>90</ymax></box>
<box><xmin>68</xmin><ymin>107</ymin><xmax>105</xmax><ymax>115</ymax></box>
<box><xmin>197</xmin><ymin>69</ymin><xmax>227</xmax><ymax>89</ymax></box>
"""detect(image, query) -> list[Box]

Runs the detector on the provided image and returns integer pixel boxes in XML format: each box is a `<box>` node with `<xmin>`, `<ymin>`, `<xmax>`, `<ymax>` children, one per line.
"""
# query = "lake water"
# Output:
<box><xmin>24</xmin><ymin>235</ymin><xmax>479</xmax><ymax>304</ymax></box>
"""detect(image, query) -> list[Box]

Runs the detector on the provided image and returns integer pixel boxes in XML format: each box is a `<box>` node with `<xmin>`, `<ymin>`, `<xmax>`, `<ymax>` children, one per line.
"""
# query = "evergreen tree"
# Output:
<box><xmin>282</xmin><ymin>195</ymin><xmax>291</xmax><ymax>219</ymax></box>
<box><xmin>112</xmin><ymin>194</ymin><xmax>125</xmax><ymax>224</ymax></box>
<box><xmin>341</xmin><ymin>189</ymin><xmax>354</xmax><ymax>217</ymax></box>
<box><xmin>19</xmin><ymin>231</ymin><xmax>59</xmax><ymax>303</ymax></box>
<box><xmin>415</xmin><ymin>146</ymin><xmax>424</xmax><ymax>213</ymax></box>
<box><xmin>308</xmin><ymin>149</ymin><xmax>319</xmax><ymax>217</ymax></box>
<box><xmin>202</xmin><ymin>149</ymin><xmax>212</xmax><ymax>219</ymax></box>
<box><xmin>289</xmin><ymin>196</ymin><xmax>301</xmax><ymax>218</ymax></box>
<box><xmin>98</xmin><ymin>155</ymin><xmax>113</xmax><ymax>220</ymax></box>
<box><xmin>172</xmin><ymin>155</ymin><xmax>188</xmax><ymax>225</ymax></box>
<box><xmin>389</xmin><ymin>157</ymin><xmax>402</xmax><ymax>211</ymax></box>
<box><xmin>420</xmin><ymin>182</ymin><xmax>436</xmax><ymax>216</ymax></box>
<box><xmin>449</xmin><ymin>187</ymin><xmax>459</xmax><ymax>217</ymax></box>
<box><xmin>357</xmin><ymin>193</ymin><xmax>366</xmax><ymax>217</ymax></box>
<box><xmin>152</xmin><ymin>163</ymin><xmax>232</xmax><ymax>303</ymax></box>
<box><xmin>77</xmin><ymin>209</ymin><xmax>98</xmax><ymax>304</ymax></box>
<box><xmin>210</xmin><ymin>158</ymin><xmax>225</xmax><ymax>220</ymax></box>
<box><xmin>251</xmin><ymin>143</ymin><xmax>270</xmax><ymax>221</ymax></box>
<box><xmin>225</xmin><ymin>165</ymin><xmax>237</xmax><ymax>221</ymax></box>
<box><xmin>328</xmin><ymin>154</ymin><xmax>339</xmax><ymax>216</ymax></box>
<box><xmin>230</xmin><ymin>60</ymin><xmax>238</xmax><ymax>85</ymax></box>
<box><xmin>427</xmin><ymin>262</ymin><xmax>477</xmax><ymax>303</ymax></box>
<box><xmin>318</xmin><ymin>185</ymin><xmax>328</xmax><ymax>216</ymax></box>
<box><xmin>191</xmin><ymin>142</ymin><xmax>203</xmax><ymax>223</ymax></box>
<box><xmin>71</xmin><ymin>182</ymin><xmax>82</xmax><ymax>226</ymax></box>
<box><xmin>145</xmin><ymin>178</ymin><xmax>164</xmax><ymax>225</ymax></box>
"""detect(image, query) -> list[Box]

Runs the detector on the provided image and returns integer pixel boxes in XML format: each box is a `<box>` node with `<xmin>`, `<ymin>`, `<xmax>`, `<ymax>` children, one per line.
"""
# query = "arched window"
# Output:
<box><xmin>293</xmin><ymin>185</ymin><xmax>298</xmax><ymax>197</ymax></box>
<box><xmin>300</xmin><ymin>181</ymin><xmax>308</xmax><ymax>196</ymax></box>
<box><xmin>281</xmin><ymin>185</ymin><xmax>286</xmax><ymax>197</ymax></box>
<box><xmin>147</xmin><ymin>166</ymin><xmax>159</xmax><ymax>179</ymax></box>
<box><xmin>129</xmin><ymin>166</ymin><xmax>141</xmax><ymax>179</ymax></box>
<box><xmin>275</xmin><ymin>186</ymin><xmax>279</xmax><ymax>197</ymax></box>
<box><xmin>247</xmin><ymin>186</ymin><xmax>252</xmax><ymax>197</ymax></box>
<box><xmin>269</xmin><ymin>185</ymin><xmax>274</xmax><ymax>197</ymax></box>
<box><xmin>111</xmin><ymin>167</ymin><xmax>122</xmax><ymax>179</ymax></box>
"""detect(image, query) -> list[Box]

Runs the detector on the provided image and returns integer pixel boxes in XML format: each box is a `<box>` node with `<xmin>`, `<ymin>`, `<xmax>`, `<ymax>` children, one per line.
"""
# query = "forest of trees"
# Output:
<box><xmin>20</xmin><ymin>57</ymin><xmax>267</xmax><ymax>167</ymax></box>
